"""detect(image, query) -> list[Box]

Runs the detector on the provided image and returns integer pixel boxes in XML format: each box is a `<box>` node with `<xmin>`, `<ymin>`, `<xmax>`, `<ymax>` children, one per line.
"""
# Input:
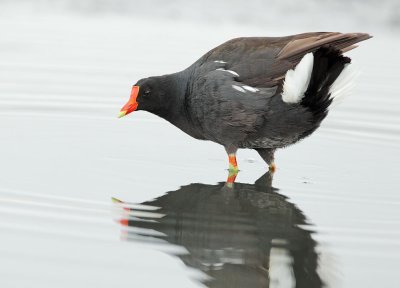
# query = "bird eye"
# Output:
<box><xmin>144</xmin><ymin>89</ymin><xmax>151</xmax><ymax>96</ymax></box>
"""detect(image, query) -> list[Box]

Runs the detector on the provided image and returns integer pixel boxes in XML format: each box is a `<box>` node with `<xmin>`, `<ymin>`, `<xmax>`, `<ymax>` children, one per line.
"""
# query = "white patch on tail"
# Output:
<box><xmin>282</xmin><ymin>53</ymin><xmax>314</xmax><ymax>103</ymax></box>
<box><xmin>328</xmin><ymin>63</ymin><xmax>359</xmax><ymax>108</ymax></box>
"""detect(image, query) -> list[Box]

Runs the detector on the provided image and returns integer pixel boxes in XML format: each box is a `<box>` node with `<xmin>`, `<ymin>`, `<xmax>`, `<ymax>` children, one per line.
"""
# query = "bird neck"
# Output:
<box><xmin>149</xmin><ymin>71</ymin><xmax>190</xmax><ymax>126</ymax></box>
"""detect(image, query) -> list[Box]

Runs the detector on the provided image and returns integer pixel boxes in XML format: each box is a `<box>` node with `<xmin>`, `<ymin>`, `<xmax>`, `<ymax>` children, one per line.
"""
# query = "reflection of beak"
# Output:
<box><xmin>118</xmin><ymin>111</ymin><xmax>127</xmax><ymax>118</ymax></box>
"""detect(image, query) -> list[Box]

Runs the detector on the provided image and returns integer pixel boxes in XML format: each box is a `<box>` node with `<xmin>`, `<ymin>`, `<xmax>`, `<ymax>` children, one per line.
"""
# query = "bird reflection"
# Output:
<box><xmin>114</xmin><ymin>172</ymin><xmax>322</xmax><ymax>288</ymax></box>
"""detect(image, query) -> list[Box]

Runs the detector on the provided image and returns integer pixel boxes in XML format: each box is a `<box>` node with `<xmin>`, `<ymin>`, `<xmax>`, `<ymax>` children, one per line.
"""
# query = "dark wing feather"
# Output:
<box><xmin>195</xmin><ymin>32</ymin><xmax>371</xmax><ymax>88</ymax></box>
<box><xmin>187</xmin><ymin>32</ymin><xmax>371</xmax><ymax>147</ymax></box>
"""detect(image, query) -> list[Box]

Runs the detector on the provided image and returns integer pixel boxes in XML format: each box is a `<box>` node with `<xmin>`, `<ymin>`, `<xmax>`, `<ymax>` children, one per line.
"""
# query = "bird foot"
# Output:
<box><xmin>228</xmin><ymin>153</ymin><xmax>239</xmax><ymax>173</ymax></box>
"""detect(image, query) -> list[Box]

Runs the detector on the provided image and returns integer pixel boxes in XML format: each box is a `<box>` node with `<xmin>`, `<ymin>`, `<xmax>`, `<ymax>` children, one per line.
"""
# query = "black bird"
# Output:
<box><xmin>113</xmin><ymin>173</ymin><xmax>322</xmax><ymax>288</ymax></box>
<box><xmin>119</xmin><ymin>32</ymin><xmax>371</xmax><ymax>173</ymax></box>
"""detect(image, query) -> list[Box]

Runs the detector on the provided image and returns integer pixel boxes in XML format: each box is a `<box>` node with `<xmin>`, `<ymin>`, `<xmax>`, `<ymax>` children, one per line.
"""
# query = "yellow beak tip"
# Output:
<box><xmin>118</xmin><ymin>111</ymin><xmax>127</xmax><ymax>118</ymax></box>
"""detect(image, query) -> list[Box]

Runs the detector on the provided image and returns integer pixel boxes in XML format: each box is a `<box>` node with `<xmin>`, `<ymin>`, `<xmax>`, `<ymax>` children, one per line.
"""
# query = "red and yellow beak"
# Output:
<box><xmin>118</xmin><ymin>86</ymin><xmax>140</xmax><ymax>118</ymax></box>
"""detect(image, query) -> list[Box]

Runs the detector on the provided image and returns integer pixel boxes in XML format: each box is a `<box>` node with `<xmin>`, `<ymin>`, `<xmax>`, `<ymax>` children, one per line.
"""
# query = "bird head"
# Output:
<box><xmin>118</xmin><ymin>77</ymin><xmax>163</xmax><ymax>118</ymax></box>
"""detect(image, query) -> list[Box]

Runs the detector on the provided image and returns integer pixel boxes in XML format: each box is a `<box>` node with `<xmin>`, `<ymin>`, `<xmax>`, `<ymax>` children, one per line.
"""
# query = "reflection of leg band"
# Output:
<box><xmin>226</xmin><ymin>171</ymin><xmax>238</xmax><ymax>187</ymax></box>
<box><xmin>119</xmin><ymin>218</ymin><xmax>129</xmax><ymax>226</ymax></box>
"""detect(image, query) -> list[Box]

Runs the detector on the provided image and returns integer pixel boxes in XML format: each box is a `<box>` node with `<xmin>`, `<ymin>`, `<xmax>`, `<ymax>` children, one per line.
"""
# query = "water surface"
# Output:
<box><xmin>115</xmin><ymin>173</ymin><xmax>322</xmax><ymax>287</ymax></box>
<box><xmin>0</xmin><ymin>5</ymin><xmax>399</xmax><ymax>288</ymax></box>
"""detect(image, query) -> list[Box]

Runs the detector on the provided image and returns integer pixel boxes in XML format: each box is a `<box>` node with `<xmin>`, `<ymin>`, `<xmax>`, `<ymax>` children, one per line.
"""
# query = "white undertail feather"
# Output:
<box><xmin>282</xmin><ymin>53</ymin><xmax>314</xmax><ymax>103</ymax></box>
<box><xmin>328</xmin><ymin>63</ymin><xmax>359</xmax><ymax>108</ymax></box>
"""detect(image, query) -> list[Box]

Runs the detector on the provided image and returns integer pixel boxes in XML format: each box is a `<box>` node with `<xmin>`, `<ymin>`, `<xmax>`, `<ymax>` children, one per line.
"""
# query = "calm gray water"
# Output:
<box><xmin>0</xmin><ymin>2</ymin><xmax>399</xmax><ymax>288</ymax></box>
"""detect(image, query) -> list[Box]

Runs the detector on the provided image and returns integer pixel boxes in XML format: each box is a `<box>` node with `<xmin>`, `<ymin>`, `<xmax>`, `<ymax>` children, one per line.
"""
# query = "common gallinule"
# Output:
<box><xmin>119</xmin><ymin>32</ymin><xmax>371</xmax><ymax>173</ymax></box>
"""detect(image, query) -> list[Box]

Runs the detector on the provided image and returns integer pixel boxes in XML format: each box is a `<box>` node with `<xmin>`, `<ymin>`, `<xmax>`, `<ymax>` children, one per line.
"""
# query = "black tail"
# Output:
<box><xmin>301</xmin><ymin>46</ymin><xmax>351</xmax><ymax>125</ymax></box>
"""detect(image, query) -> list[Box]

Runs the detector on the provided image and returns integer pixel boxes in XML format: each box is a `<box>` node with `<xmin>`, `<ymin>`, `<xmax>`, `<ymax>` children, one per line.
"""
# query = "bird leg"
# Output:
<box><xmin>228</xmin><ymin>153</ymin><xmax>239</xmax><ymax>172</ymax></box>
<box><xmin>225</xmin><ymin>153</ymin><xmax>239</xmax><ymax>187</ymax></box>
<box><xmin>225</xmin><ymin>146</ymin><xmax>239</xmax><ymax>172</ymax></box>
<box><xmin>224</xmin><ymin>146</ymin><xmax>239</xmax><ymax>188</ymax></box>
<box><xmin>256</xmin><ymin>148</ymin><xmax>276</xmax><ymax>173</ymax></box>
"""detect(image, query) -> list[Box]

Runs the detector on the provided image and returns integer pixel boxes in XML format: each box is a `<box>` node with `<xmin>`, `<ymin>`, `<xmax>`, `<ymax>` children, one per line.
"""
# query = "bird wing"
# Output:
<box><xmin>187</xmin><ymin>32</ymin><xmax>371</xmax><ymax>146</ymax></box>
<box><xmin>195</xmin><ymin>32</ymin><xmax>371</xmax><ymax>88</ymax></box>
<box><xmin>188</xmin><ymin>64</ymin><xmax>275</xmax><ymax>145</ymax></box>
